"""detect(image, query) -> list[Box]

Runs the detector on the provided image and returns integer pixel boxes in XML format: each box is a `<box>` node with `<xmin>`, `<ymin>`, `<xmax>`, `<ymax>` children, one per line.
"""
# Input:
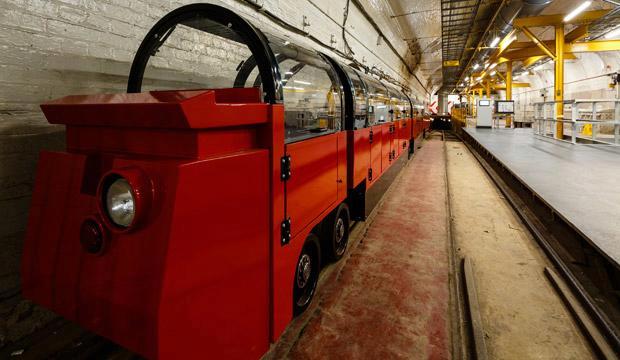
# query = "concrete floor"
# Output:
<box><xmin>267</xmin><ymin>138</ymin><xmax>452</xmax><ymax>359</ymax></box>
<box><xmin>446</xmin><ymin>139</ymin><xmax>594</xmax><ymax>359</ymax></box>
<box><xmin>266</xmin><ymin>134</ymin><xmax>595</xmax><ymax>359</ymax></box>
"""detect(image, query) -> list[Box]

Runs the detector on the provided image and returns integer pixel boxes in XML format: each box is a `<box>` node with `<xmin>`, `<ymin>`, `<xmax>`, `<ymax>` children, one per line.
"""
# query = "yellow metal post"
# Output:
<box><xmin>485</xmin><ymin>81</ymin><xmax>491</xmax><ymax>98</ymax></box>
<box><xmin>506</xmin><ymin>61</ymin><xmax>512</xmax><ymax>128</ymax></box>
<box><xmin>555</xmin><ymin>24</ymin><xmax>564</xmax><ymax>139</ymax></box>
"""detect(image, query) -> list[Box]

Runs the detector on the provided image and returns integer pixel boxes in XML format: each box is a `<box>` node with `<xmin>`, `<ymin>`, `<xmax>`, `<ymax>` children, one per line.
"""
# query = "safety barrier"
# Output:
<box><xmin>533</xmin><ymin>99</ymin><xmax>620</xmax><ymax>145</ymax></box>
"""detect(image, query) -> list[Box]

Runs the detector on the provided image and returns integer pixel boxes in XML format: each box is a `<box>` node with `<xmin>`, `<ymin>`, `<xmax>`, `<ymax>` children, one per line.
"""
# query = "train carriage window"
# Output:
<box><xmin>387</xmin><ymin>86</ymin><xmax>404</xmax><ymax>120</ymax></box>
<box><xmin>256</xmin><ymin>37</ymin><xmax>343</xmax><ymax>142</ymax></box>
<box><xmin>280</xmin><ymin>59</ymin><xmax>342</xmax><ymax>141</ymax></box>
<box><xmin>342</xmin><ymin>66</ymin><xmax>368</xmax><ymax>129</ymax></box>
<box><xmin>363</xmin><ymin>77</ymin><xmax>390</xmax><ymax>126</ymax></box>
<box><xmin>236</xmin><ymin>36</ymin><xmax>343</xmax><ymax>142</ymax></box>
<box><xmin>135</xmin><ymin>18</ymin><xmax>256</xmax><ymax>92</ymax></box>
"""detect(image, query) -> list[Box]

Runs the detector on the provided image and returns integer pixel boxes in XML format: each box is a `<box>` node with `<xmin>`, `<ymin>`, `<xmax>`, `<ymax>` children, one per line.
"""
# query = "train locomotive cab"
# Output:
<box><xmin>21</xmin><ymin>3</ymin><xmax>418</xmax><ymax>359</ymax></box>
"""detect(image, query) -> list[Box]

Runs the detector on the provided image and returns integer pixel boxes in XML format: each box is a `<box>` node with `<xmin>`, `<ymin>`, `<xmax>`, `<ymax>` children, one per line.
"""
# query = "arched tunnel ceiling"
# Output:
<box><xmin>385</xmin><ymin>0</ymin><xmax>444</xmax><ymax>92</ymax></box>
<box><xmin>435</xmin><ymin>0</ymin><xmax>617</xmax><ymax>93</ymax></box>
<box><xmin>378</xmin><ymin>0</ymin><xmax>617</xmax><ymax>94</ymax></box>
<box><xmin>367</xmin><ymin>0</ymin><xmax>443</xmax><ymax>93</ymax></box>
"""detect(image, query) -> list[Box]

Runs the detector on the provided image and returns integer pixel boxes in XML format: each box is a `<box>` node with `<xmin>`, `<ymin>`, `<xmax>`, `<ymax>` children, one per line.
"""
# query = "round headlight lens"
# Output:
<box><xmin>104</xmin><ymin>178</ymin><xmax>135</xmax><ymax>227</ymax></box>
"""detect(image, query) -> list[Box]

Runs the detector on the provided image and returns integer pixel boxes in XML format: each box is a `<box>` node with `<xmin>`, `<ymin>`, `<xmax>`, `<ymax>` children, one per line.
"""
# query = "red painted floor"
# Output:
<box><xmin>285</xmin><ymin>138</ymin><xmax>451</xmax><ymax>359</ymax></box>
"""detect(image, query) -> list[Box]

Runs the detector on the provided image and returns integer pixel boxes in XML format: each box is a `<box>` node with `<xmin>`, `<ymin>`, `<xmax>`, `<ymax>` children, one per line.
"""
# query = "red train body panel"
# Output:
<box><xmin>369</xmin><ymin>125</ymin><xmax>383</xmax><ymax>186</ymax></box>
<box><xmin>380</xmin><ymin>123</ymin><xmax>392</xmax><ymax>173</ymax></box>
<box><xmin>21</xmin><ymin>4</ymin><xmax>430</xmax><ymax>359</ymax></box>
<box><xmin>22</xmin><ymin>89</ymin><xmax>276</xmax><ymax>359</ymax></box>
<box><xmin>286</xmin><ymin>134</ymin><xmax>340</xmax><ymax>238</ymax></box>
<box><xmin>347</xmin><ymin>128</ymin><xmax>370</xmax><ymax>188</ymax></box>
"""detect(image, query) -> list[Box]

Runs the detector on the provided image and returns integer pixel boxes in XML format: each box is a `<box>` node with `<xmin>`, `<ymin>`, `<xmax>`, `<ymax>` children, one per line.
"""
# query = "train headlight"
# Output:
<box><xmin>97</xmin><ymin>168</ymin><xmax>152</xmax><ymax>232</ymax></box>
<box><xmin>104</xmin><ymin>177</ymin><xmax>135</xmax><ymax>227</ymax></box>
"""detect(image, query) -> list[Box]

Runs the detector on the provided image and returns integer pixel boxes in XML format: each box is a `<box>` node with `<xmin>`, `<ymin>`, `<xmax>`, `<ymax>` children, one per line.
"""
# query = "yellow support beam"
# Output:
<box><xmin>493</xmin><ymin>83</ymin><xmax>530</xmax><ymax>89</ymax></box>
<box><xmin>513</xmin><ymin>10</ymin><xmax>609</xmax><ymax>27</ymax></box>
<box><xmin>507</xmin><ymin>41</ymin><xmax>536</xmax><ymax>50</ymax></box>
<box><xmin>566</xmin><ymin>25</ymin><xmax>589</xmax><ymax>43</ymax></box>
<box><xmin>520</xmin><ymin>27</ymin><xmax>556</xmax><ymax>59</ymax></box>
<box><xmin>471</xmin><ymin>83</ymin><xmax>530</xmax><ymax>90</ymax></box>
<box><xmin>485</xmin><ymin>80</ymin><xmax>491</xmax><ymax>97</ymax></box>
<box><xmin>497</xmin><ymin>29</ymin><xmax>517</xmax><ymax>56</ymax></box>
<box><xmin>506</xmin><ymin>61</ymin><xmax>512</xmax><ymax>127</ymax></box>
<box><xmin>503</xmin><ymin>45</ymin><xmax>576</xmax><ymax>60</ymax></box>
<box><xmin>496</xmin><ymin>56</ymin><xmax>510</xmax><ymax>64</ymax></box>
<box><xmin>523</xmin><ymin>55</ymin><xmax>545</xmax><ymax>67</ymax></box>
<box><xmin>567</xmin><ymin>40</ymin><xmax>620</xmax><ymax>52</ymax></box>
<box><xmin>496</xmin><ymin>71</ymin><xmax>506</xmax><ymax>82</ymax></box>
<box><xmin>555</xmin><ymin>24</ymin><xmax>564</xmax><ymax>139</ymax></box>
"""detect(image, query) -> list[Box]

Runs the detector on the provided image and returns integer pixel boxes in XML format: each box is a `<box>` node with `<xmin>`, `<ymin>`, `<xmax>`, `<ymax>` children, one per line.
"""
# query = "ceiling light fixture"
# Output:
<box><xmin>564</xmin><ymin>1</ymin><xmax>591</xmax><ymax>22</ymax></box>
<box><xmin>489</xmin><ymin>36</ymin><xmax>501</xmax><ymax>48</ymax></box>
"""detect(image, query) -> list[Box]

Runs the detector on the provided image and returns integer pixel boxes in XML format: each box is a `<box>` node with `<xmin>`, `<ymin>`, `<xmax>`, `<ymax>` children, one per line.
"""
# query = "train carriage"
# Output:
<box><xmin>21</xmin><ymin>3</ymin><xmax>425</xmax><ymax>359</ymax></box>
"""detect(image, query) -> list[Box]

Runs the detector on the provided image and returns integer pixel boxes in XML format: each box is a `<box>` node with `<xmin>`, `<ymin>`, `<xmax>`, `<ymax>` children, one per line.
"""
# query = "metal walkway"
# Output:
<box><xmin>463</xmin><ymin>127</ymin><xmax>620</xmax><ymax>268</ymax></box>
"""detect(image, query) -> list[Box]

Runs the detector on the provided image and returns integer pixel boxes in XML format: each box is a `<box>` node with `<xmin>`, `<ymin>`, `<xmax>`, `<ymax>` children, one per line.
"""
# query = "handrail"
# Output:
<box><xmin>532</xmin><ymin>99</ymin><xmax>620</xmax><ymax>145</ymax></box>
<box><xmin>127</xmin><ymin>3</ymin><xmax>283</xmax><ymax>104</ymax></box>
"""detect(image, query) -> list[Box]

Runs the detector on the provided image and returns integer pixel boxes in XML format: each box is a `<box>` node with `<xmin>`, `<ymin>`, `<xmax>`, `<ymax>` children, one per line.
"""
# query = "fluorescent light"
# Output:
<box><xmin>294</xmin><ymin>80</ymin><xmax>312</xmax><ymax>85</ymax></box>
<box><xmin>283</xmin><ymin>86</ymin><xmax>304</xmax><ymax>90</ymax></box>
<box><xmin>490</xmin><ymin>70</ymin><xmax>496</xmax><ymax>76</ymax></box>
<box><xmin>489</xmin><ymin>36</ymin><xmax>501</xmax><ymax>47</ymax></box>
<box><xmin>285</xmin><ymin>71</ymin><xmax>293</xmax><ymax>75</ymax></box>
<box><xmin>604</xmin><ymin>26</ymin><xmax>620</xmax><ymax>39</ymax></box>
<box><xmin>464</xmin><ymin>76</ymin><xmax>470</xmax><ymax>81</ymax></box>
<box><xmin>564</xmin><ymin>1</ymin><xmax>591</xmax><ymax>22</ymax></box>
<box><xmin>489</xmin><ymin>63</ymin><xmax>497</xmax><ymax>70</ymax></box>
<box><xmin>504</xmin><ymin>35</ymin><xmax>517</xmax><ymax>47</ymax></box>
<box><xmin>473</xmin><ymin>63</ymin><xmax>480</xmax><ymax>70</ymax></box>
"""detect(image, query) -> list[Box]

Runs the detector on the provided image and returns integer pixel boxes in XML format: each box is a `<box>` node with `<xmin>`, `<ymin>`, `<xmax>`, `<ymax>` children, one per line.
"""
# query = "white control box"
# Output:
<box><xmin>476</xmin><ymin>99</ymin><xmax>493</xmax><ymax>128</ymax></box>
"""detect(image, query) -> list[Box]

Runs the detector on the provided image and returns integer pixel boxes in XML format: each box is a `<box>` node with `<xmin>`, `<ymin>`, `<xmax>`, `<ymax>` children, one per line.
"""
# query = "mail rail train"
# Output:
<box><xmin>21</xmin><ymin>4</ymin><xmax>430</xmax><ymax>359</ymax></box>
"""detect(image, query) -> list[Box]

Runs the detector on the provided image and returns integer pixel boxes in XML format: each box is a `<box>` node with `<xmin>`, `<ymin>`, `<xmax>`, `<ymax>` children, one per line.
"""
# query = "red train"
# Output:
<box><xmin>21</xmin><ymin>4</ymin><xmax>430</xmax><ymax>359</ymax></box>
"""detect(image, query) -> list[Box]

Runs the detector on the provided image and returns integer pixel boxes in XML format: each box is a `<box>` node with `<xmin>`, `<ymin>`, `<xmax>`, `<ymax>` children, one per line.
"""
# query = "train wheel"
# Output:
<box><xmin>293</xmin><ymin>234</ymin><xmax>320</xmax><ymax>316</ymax></box>
<box><xmin>325</xmin><ymin>204</ymin><xmax>350</xmax><ymax>262</ymax></box>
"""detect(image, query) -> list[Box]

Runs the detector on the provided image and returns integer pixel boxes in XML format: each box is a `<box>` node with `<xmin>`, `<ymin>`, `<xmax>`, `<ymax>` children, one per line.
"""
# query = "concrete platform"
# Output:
<box><xmin>463</xmin><ymin>128</ymin><xmax>620</xmax><ymax>268</ymax></box>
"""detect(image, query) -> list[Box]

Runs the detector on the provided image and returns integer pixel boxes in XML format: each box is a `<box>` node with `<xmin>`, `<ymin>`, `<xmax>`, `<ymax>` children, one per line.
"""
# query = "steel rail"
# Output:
<box><xmin>457</xmin><ymin>130</ymin><xmax>620</xmax><ymax>354</ymax></box>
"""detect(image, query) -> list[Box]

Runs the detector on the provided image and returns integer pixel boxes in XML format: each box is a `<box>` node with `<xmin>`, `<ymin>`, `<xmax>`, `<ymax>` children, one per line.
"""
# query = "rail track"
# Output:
<box><xmin>452</xmin><ymin>129</ymin><xmax>620</xmax><ymax>359</ymax></box>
